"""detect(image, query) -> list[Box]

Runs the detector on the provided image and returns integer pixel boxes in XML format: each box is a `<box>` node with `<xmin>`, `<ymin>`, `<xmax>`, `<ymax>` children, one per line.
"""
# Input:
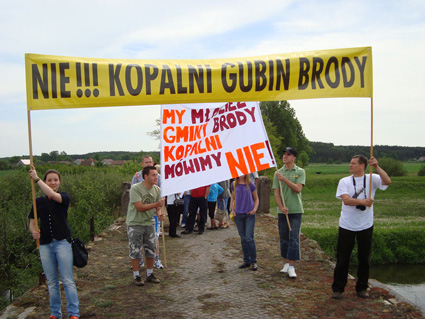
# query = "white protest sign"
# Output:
<box><xmin>160</xmin><ymin>101</ymin><xmax>276</xmax><ymax>196</ymax></box>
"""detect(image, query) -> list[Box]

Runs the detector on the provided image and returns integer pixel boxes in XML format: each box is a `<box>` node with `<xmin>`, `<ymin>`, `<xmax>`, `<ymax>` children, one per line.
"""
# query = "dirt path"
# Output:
<box><xmin>4</xmin><ymin>215</ymin><xmax>424</xmax><ymax>318</ymax></box>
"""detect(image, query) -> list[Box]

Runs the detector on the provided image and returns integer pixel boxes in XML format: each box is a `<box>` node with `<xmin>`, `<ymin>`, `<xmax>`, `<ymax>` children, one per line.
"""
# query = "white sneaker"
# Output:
<box><xmin>280</xmin><ymin>263</ymin><xmax>290</xmax><ymax>273</ymax></box>
<box><xmin>154</xmin><ymin>259</ymin><xmax>164</xmax><ymax>269</ymax></box>
<box><xmin>288</xmin><ymin>266</ymin><xmax>297</xmax><ymax>278</ymax></box>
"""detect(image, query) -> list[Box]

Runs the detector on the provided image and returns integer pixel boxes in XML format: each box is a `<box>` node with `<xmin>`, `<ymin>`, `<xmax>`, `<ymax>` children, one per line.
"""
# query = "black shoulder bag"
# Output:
<box><xmin>69</xmin><ymin>237</ymin><xmax>88</xmax><ymax>268</ymax></box>
<box><xmin>173</xmin><ymin>193</ymin><xmax>185</xmax><ymax>206</ymax></box>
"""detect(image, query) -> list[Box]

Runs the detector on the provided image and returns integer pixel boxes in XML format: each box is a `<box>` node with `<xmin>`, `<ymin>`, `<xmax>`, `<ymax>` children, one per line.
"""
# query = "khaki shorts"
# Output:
<box><xmin>127</xmin><ymin>224</ymin><xmax>156</xmax><ymax>259</ymax></box>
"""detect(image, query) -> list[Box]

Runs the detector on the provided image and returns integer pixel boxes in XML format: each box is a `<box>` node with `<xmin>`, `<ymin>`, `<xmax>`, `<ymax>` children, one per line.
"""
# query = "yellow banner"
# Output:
<box><xmin>25</xmin><ymin>47</ymin><xmax>372</xmax><ymax>110</ymax></box>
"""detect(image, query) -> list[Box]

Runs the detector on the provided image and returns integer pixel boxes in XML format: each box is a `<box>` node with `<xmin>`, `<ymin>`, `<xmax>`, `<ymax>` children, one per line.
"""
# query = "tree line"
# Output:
<box><xmin>1</xmin><ymin>100</ymin><xmax>424</xmax><ymax>169</ymax></box>
<box><xmin>309</xmin><ymin>142</ymin><xmax>425</xmax><ymax>163</ymax></box>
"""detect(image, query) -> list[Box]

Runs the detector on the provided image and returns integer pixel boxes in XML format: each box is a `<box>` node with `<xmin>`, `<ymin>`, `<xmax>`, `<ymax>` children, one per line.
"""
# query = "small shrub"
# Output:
<box><xmin>378</xmin><ymin>158</ymin><xmax>407</xmax><ymax>176</ymax></box>
<box><xmin>395</xmin><ymin>246</ymin><xmax>416</xmax><ymax>262</ymax></box>
<box><xmin>418</xmin><ymin>165</ymin><xmax>425</xmax><ymax>176</ymax></box>
<box><xmin>302</xmin><ymin>228</ymin><xmax>338</xmax><ymax>257</ymax></box>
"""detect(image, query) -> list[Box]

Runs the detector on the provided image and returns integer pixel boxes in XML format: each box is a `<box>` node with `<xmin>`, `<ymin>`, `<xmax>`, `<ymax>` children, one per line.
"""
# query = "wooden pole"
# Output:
<box><xmin>161</xmin><ymin>206</ymin><xmax>167</xmax><ymax>268</ymax></box>
<box><xmin>369</xmin><ymin>97</ymin><xmax>373</xmax><ymax>198</ymax></box>
<box><xmin>276</xmin><ymin>168</ymin><xmax>292</xmax><ymax>232</ymax></box>
<box><xmin>27</xmin><ymin>110</ymin><xmax>40</xmax><ymax>249</ymax></box>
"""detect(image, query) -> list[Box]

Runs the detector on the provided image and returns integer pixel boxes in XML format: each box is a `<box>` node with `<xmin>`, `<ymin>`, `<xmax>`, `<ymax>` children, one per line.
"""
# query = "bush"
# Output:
<box><xmin>0</xmin><ymin>171</ymin><xmax>40</xmax><ymax>309</ymax></box>
<box><xmin>418</xmin><ymin>165</ymin><xmax>425</xmax><ymax>176</ymax></box>
<box><xmin>378</xmin><ymin>157</ymin><xmax>407</xmax><ymax>176</ymax></box>
<box><xmin>0</xmin><ymin>160</ymin><xmax>11</xmax><ymax>170</ymax></box>
<box><xmin>302</xmin><ymin>228</ymin><xmax>338</xmax><ymax>258</ymax></box>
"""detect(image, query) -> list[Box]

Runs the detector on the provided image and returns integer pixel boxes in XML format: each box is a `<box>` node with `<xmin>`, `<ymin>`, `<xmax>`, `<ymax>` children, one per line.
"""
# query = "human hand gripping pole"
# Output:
<box><xmin>276</xmin><ymin>167</ymin><xmax>292</xmax><ymax>232</ymax></box>
<box><xmin>27</xmin><ymin>110</ymin><xmax>40</xmax><ymax>248</ymax></box>
<box><xmin>29</xmin><ymin>165</ymin><xmax>40</xmax><ymax>249</ymax></box>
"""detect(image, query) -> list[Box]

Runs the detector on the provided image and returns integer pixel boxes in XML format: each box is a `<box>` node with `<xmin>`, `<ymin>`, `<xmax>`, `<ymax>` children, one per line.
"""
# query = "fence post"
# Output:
<box><xmin>90</xmin><ymin>216</ymin><xmax>95</xmax><ymax>241</ymax></box>
<box><xmin>256</xmin><ymin>176</ymin><xmax>271</xmax><ymax>214</ymax></box>
<box><xmin>121</xmin><ymin>182</ymin><xmax>131</xmax><ymax>216</ymax></box>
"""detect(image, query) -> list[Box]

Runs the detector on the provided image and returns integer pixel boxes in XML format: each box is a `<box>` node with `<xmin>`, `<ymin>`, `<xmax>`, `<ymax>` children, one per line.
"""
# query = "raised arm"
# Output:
<box><xmin>369</xmin><ymin>157</ymin><xmax>391</xmax><ymax>186</ymax></box>
<box><xmin>29</xmin><ymin>165</ymin><xmax>62</xmax><ymax>203</ymax></box>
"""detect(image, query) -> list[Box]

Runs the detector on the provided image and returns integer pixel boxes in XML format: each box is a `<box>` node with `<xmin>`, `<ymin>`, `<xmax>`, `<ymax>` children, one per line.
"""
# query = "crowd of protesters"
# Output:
<box><xmin>27</xmin><ymin>148</ymin><xmax>391</xmax><ymax>319</ymax></box>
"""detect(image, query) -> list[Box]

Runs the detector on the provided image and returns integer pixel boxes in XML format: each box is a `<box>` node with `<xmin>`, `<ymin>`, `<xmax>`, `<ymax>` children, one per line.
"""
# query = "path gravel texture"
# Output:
<box><xmin>2</xmin><ymin>214</ymin><xmax>423</xmax><ymax>318</ymax></box>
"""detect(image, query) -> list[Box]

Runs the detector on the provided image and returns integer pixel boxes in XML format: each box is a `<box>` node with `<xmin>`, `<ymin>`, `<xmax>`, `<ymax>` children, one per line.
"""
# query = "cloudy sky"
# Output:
<box><xmin>1</xmin><ymin>0</ymin><xmax>424</xmax><ymax>158</ymax></box>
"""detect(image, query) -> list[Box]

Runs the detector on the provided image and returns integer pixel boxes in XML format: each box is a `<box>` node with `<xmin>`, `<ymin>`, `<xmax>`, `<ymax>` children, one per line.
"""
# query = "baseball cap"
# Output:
<box><xmin>284</xmin><ymin>147</ymin><xmax>298</xmax><ymax>157</ymax></box>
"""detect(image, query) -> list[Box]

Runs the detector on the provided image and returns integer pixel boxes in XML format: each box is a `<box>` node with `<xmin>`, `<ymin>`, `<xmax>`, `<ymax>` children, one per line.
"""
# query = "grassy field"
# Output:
<box><xmin>268</xmin><ymin>163</ymin><xmax>425</xmax><ymax>263</ymax></box>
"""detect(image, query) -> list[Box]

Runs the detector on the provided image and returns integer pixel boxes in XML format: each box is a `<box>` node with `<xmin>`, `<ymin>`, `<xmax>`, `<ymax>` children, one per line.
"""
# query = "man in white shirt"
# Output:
<box><xmin>332</xmin><ymin>155</ymin><xmax>391</xmax><ymax>300</ymax></box>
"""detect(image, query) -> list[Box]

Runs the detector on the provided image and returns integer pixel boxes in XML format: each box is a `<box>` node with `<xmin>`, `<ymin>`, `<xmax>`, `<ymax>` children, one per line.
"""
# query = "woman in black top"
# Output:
<box><xmin>28</xmin><ymin>165</ymin><xmax>80</xmax><ymax>319</ymax></box>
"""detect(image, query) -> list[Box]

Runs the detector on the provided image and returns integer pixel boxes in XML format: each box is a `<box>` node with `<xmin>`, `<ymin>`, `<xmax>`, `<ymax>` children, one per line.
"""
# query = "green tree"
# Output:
<box><xmin>94</xmin><ymin>153</ymin><xmax>103</xmax><ymax>167</ymax></box>
<box><xmin>40</xmin><ymin>152</ymin><xmax>50</xmax><ymax>162</ymax></box>
<box><xmin>8</xmin><ymin>156</ymin><xmax>20</xmax><ymax>165</ymax></box>
<box><xmin>58</xmin><ymin>151</ymin><xmax>72</xmax><ymax>162</ymax></box>
<box><xmin>49</xmin><ymin>150</ymin><xmax>59</xmax><ymax>161</ymax></box>
<box><xmin>297</xmin><ymin>151</ymin><xmax>309</xmax><ymax>167</ymax></box>
<box><xmin>119</xmin><ymin>153</ymin><xmax>131</xmax><ymax>160</ymax></box>
<box><xmin>261</xmin><ymin>115</ymin><xmax>283</xmax><ymax>166</ymax></box>
<box><xmin>0</xmin><ymin>160</ymin><xmax>10</xmax><ymax>170</ymax></box>
<box><xmin>260</xmin><ymin>101</ymin><xmax>311</xmax><ymax>160</ymax></box>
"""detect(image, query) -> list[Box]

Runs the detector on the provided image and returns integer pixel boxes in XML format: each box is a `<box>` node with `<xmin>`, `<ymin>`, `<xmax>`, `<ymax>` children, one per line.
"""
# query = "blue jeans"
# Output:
<box><xmin>217</xmin><ymin>197</ymin><xmax>229</xmax><ymax>218</ymax></box>
<box><xmin>182</xmin><ymin>194</ymin><xmax>191</xmax><ymax>225</ymax></box>
<box><xmin>39</xmin><ymin>239</ymin><xmax>79</xmax><ymax>318</ymax></box>
<box><xmin>278</xmin><ymin>213</ymin><xmax>302</xmax><ymax>261</ymax></box>
<box><xmin>234</xmin><ymin>214</ymin><xmax>257</xmax><ymax>264</ymax></box>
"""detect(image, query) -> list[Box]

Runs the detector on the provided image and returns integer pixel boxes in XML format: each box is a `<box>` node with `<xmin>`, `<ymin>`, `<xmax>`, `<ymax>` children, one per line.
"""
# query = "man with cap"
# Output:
<box><xmin>272</xmin><ymin>147</ymin><xmax>306</xmax><ymax>278</ymax></box>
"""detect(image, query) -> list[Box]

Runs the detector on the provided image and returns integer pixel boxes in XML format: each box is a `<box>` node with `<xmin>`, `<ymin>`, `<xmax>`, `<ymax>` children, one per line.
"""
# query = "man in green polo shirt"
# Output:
<box><xmin>127</xmin><ymin>166</ymin><xmax>165</xmax><ymax>286</ymax></box>
<box><xmin>273</xmin><ymin>147</ymin><xmax>306</xmax><ymax>279</ymax></box>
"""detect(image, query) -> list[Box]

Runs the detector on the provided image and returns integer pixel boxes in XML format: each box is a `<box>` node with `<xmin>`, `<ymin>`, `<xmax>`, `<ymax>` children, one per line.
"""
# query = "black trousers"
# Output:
<box><xmin>185</xmin><ymin>197</ymin><xmax>208</xmax><ymax>232</ymax></box>
<box><xmin>167</xmin><ymin>204</ymin><xmax>183</xmax><ymax>236</ymax></box>
<box><xmin>208</xmin><ymin>201</ymin><xmax>217</xmax><ymax>219</ymax></box>
<box><xmin>332</xmin><ymin>226</ymin><xmax>373</xmax><ymax>293</ymax></box>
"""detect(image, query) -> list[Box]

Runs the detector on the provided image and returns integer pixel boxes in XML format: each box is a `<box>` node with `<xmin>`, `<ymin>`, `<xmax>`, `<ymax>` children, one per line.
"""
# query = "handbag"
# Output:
<box><xmin>214</xmin><ymin>208</ymin><xmax>226</xmax><ymax>222</ymax></box>
<box><xmin>173</xmin><ymin>193</ymin><xmax>184</xmax><ymax>206</ymax></box>
<box><xmin>68</xmin><ymin>237</ymin><xmax>88</xmax><ymax>268</ymax></box>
